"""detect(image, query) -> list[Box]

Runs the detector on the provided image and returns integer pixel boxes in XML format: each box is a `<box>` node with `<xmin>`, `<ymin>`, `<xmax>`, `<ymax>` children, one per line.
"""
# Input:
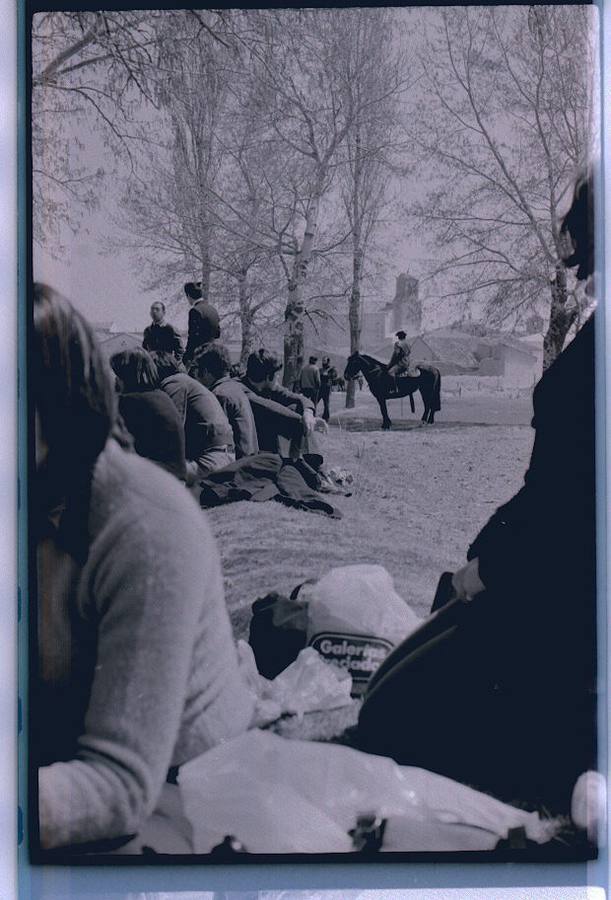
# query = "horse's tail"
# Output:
<box><xmin>431</xmin><ymin>367</ymin><xmax>441</xmax><ymax>412</ymax></box>
<box><xmin>419</xmin><ymin>365</ymin><xmax>441</xmax><ymax>412</ymax></box>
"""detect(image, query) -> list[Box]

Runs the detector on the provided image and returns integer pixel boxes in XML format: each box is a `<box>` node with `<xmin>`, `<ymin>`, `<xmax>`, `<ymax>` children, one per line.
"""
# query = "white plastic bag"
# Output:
<box><xmin>179</xmin><ymin>730</ymin><xmax>558</xmax><ymax>854</ymax></box>
<box><xmin>238</xmin><ymin>640</ymin><xmax>353</xmax><ymax>726</ymax></box>
<box><xmin>301</xmin><ymin>564</ymin><xmax>422</xmax><ymax>695</ymax></box>
<box><xmin>304</xmin><ymin>564</ymin><xmax>422</xmax><ymax>645</ymax></box>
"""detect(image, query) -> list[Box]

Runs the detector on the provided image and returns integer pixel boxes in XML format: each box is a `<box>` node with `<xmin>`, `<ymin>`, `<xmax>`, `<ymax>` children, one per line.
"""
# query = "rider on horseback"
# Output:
<box><xmin>387</xmin><ymin>331</ymin><xmax>418</xmax><ymax>390</ymax></box>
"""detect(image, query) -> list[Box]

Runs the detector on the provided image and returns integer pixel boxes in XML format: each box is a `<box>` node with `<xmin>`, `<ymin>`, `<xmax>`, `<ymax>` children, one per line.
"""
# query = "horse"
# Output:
<box><xmin>344</xmin><ymin>352</ymin><xmax>441</xmax><ymax>429</ymax></box>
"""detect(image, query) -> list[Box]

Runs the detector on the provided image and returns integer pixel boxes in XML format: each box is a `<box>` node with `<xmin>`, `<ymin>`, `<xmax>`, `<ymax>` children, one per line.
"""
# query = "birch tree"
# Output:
<box><xmin>406</xmin><ymin>5</ymin><xmax>597</xmax><ymax>369</ymax></box>
<box><xmin>340</xmin><ymin>8</ymin><xmax>408</xmax><ymax>407</ymax></box>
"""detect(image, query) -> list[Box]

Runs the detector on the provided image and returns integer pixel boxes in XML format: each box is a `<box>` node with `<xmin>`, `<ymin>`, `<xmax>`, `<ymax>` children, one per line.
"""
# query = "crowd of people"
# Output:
<box><xmin>32</xmin><ymin>171</ymin><xmax>598</xmax><ymax>853</ymax></box>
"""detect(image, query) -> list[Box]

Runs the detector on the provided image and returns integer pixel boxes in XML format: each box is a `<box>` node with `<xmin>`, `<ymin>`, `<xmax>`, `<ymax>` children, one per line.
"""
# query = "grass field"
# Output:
<box><xmin>207</xmin><ymin>388</ymin><xmax>535</xmax><ymax>740</ymax></box>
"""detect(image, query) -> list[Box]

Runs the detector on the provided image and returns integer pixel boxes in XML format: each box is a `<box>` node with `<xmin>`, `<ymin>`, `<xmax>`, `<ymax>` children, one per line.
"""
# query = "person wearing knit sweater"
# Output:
<box><xmin>33</xmin><ymin>285</ymin><xmax>254</xmax><ymax>852</ymax></box>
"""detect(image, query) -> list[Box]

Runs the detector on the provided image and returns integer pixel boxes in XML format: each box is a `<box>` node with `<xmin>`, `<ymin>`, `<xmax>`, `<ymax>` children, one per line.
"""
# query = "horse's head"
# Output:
<box><xmin>344</xmin><ymin>353</ymin><xmax>362</xmax><ymax>381</ymax></box>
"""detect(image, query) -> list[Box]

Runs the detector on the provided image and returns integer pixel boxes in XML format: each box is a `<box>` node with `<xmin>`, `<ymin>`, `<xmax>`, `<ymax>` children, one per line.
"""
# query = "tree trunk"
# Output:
<box><xmin>283</xmin><ymin>187</ymin><xmax>322</xmax><ymax>387</ymax></box>
<box><xmin>542</xmin><ymin>264</ymin><xmax>576</xmax><ymax>371</ymax></box>
<box><xmin>238</xmin><ymin>267</ymin><xmax>255</xmax><ymax>365</ymax></box>
<box><xmin>346</xmin><ymin>247</ymin><xmax>363</xmax><ymax>409</ymax></box>
<box><xmin>201</xmin><ymin>241</ymin><xmax>212</xmax><ymax>300</ymax></box>
<box><xmin>346</xmin><ymin>126</ymin><xmax>363</xmax><ymax>410</ymax></box>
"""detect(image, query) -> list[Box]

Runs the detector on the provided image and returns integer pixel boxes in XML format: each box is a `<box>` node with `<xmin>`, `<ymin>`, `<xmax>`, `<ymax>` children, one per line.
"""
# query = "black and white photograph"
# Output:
<box><xmin>29</xmin><ymin>3</ymin><xmax>603</xmax><ymax>862</ymax></box>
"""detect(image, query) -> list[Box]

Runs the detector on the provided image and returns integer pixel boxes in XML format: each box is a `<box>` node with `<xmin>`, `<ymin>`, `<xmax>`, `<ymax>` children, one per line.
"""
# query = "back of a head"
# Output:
<box><xmin>309</xmin><ymin>356</ymin><xmax>318</xmax><ymax>365</ymax></box>
<box><xmin>33</xmin><ymin>283</ymin><xmax>121</xmax><ymax>557</ymax></box>
<box><xmin>561</xmin><ymin>170</ymin><xmax>594</xmax><ymax>282</ymax></box>
<box><xmin>110</xmin><ymin>347</ymin><xmax>160</xmax><ymax>393</ymax></box>
<box><xmin>34</xmin><ymin>283</ymin><xmax>117</xmax><ymax>470</ymax></box>
<box><xmin>246</xmin><ymin>348</ymin><xmax>282</xmax><ymax>383</ymax></box>
<box><xmin>149</xmin><ymin>350</ymin><xmax>185</xmax><ymax>383</ymax></box>
<box><xmin>184</xmin><ymin>281</ymin><xmax>203</xmax><ymax>302</ymax></box>
<box><xmin>190</xmin><ymin>341</ymin><xmax>231</xmax><ymax>381</ymax></box>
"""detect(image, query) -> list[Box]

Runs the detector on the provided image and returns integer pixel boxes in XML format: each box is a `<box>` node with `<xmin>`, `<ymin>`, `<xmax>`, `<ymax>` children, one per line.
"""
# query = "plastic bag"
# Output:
<box><xmin>179</xmin><ymin>730</ymin><xmax>559</xmax><ymax>855</ymax></box>
<box><xmin>238</xmin><ymin>640</ymin><xmax>353</xmax><ymax>726</ymax></box>
<box><xmin>304</xmin><ymin>564</ymin><xmax>421</xmax><ymax>645</ymax></box>
<box><xmin>302</xmin><ymin>564</ymin><xmax>422</xmax><ymax>695</ymax></box>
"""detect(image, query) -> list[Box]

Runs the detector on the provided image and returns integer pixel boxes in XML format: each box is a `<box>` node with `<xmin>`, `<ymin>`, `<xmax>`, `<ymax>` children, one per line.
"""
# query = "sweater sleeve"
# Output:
<box><xmin>38</xmin><ymin>503</ymin><xmax>218</xmax><ymax>850</ymax></box>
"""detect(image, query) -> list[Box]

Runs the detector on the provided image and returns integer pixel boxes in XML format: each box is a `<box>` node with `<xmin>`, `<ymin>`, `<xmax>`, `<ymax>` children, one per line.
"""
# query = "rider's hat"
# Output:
<box><xmin>395</xmin><ymin>330</ymin><xmax>407</xmax><ymax>339</ymax></box>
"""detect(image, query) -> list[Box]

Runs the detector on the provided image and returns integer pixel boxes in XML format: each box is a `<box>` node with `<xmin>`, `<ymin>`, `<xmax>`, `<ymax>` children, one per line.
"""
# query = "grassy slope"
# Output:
<box><xmin>206</xmin><ymin>390</ymin><xmax>534</xmax><ymax>741</ymax></box>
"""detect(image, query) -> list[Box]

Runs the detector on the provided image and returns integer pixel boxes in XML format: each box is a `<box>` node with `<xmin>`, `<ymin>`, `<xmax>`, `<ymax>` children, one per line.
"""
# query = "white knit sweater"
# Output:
<box><xmin>37</xmin><ymin>439</ymin><xmax>254</xmax><ymax>850</ymax></box>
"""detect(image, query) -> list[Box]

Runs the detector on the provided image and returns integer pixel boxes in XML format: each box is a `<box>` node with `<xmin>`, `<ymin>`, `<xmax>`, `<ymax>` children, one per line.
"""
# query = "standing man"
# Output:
<box><xmin>299</xmin><ymin>355</ymin><xmax>321</xmax><ymax>404</ymax></box>
<box><xmin>318</xmin><ymin>356</ymin><xmax>336</xmax><ymax>422</ymax></box>
<box><xmin>183</xmin><ymin>281</ymin><xmax>221</xmax><ymax>365</ymax></box>
<box><xmin>142</xmin><ymin>301</ymin><xmax>183</xmax><ymax>359</ymax></box>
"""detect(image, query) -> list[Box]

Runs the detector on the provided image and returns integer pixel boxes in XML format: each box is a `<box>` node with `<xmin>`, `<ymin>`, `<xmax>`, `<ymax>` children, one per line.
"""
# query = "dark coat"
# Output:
<box><xmin>142</xmin><ymin>322</ymin><xmax>183</xmax><ymax>358</ymax></box>
<box><xmin>118</xmin><ymin>390</ymin><xmax>186</xmax><ymax>481</ymax></box>
<box><xmin>184</xmin><ymin>301</ymin><xmax>221</xmax><ymax>362</ymax></box>
<box><xmin>358</xmin><ymin>316</ymin><xmax>596</xmax><ymax>807</ymax></box>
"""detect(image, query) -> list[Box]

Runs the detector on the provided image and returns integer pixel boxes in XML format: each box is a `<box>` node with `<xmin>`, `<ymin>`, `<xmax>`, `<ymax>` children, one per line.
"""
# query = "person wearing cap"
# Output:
<box><xmin>183</xmin><ymin>282</ymin><xmax>221</xmax><ymax>365</ymax></box>
<box><xmin>142</xmin><ymin>301</ymin><xmax>183</xmax><ymax>359</ymax></box>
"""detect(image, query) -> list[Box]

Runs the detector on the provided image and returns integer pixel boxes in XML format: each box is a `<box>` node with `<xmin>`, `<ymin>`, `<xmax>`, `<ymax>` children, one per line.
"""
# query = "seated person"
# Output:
<box><xmin>388</xmin><ymin>331</ymin><xmax>418</xmax><ymax>385</ymax></box>
<box><xmin>150</xmin><ymin>351</ymin><xmax>234</xmax><ymax>482</ymax></box>
<box><xmin>109</xmin><ymin>347</ymin><xmax>186</xmax><ymax>481</ymax></box>
<box><xmin>188</xmin><ymin>342</ymin><xmax>259</xmax><ymax>459</ymax></box>
<box><xmin>33</xmin><ymin>285</ymin><xmax>254</xmax><ymax>852</ymax></box>
<box><xmin>358</xmin><ymin>172</ymin><xmax>597</xmax><ymax>812</ymax></box>
<box><xmin>241</xmin><ymin>349</ymin><xmax>327</xmax><ymax>457</ymax></box>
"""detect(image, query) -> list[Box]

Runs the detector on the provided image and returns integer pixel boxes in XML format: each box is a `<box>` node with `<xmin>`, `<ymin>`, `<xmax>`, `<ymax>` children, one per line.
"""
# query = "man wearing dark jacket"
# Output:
<box><xmin>142</xmin><ymin>301</ymin><xmax>183</xmax><ymax>358</ymax></box>
<box><xmin>183</xmin><ymin>282</ymin><xmax>221</xmax><ymax>364</ymax></box>
<box><xmin>358</xmin><ymin>172</ymin><xmax>597</xmax><ymax>811</ymax></box>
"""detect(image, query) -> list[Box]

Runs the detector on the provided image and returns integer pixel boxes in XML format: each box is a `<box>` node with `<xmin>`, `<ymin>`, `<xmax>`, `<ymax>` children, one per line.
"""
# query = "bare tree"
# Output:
<box><xmin>405</xmin><ymin>5</ymin><xmax>597</xmax><ymax>370</ymax></box>
<box><xmin>31</xmin><ymin>10</ymin><xmax>234</xmax><ymax>247</ymax></box>
<box><xmin>340</xmin><ymin>8</ymin><xmax>408</xmax><ymax>407</ymax></box>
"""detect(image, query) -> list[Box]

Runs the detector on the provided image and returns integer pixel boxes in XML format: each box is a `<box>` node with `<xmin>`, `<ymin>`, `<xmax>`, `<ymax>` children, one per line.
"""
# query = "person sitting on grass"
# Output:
<box><xmin>149</xmin><ymin>351</ymin><xmax>234</xmax><ymax>482</ymax></box>
<box><xmin>109</xmin><ymin>347</ymin><xmax>186</xmax><ymax>482</ymax></box>
<box><xmin>358</xmin><ymin>170</ymin><xmax>598</xmax><ymax>816</ymax></box>
<box><xmin>33</xmin><ymin>285</ymin><xmax>254</xmax><ymax>853</ymax></box>
<box><xmin>188</xmin><ymin>342</ymin><xmax>259</xmax><ymax>460</ymax></box>
<box><xmin>241</xmin><ymin>349</ymin><xmax>327</xmax><ymax>458</ymax></box>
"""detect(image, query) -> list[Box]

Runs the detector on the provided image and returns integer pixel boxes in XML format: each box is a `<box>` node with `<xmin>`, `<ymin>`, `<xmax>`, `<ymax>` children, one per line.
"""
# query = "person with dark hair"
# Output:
<box><xmin>189</xmin><ymin>343</ymin><xmax>259</xmax><ymax>459</ymax></box>
<box><xmin>183</xmin><ymin>281</ymin><xmax>221</xmax><ymax>365</ymax></box>
<box><xmin>299</xmin><ymin>355</ymin><xmax>321</xmax><ymax>404</ymax></box>
<box><xmin>33</xmin><ymin>285</ymin><xmax>253</xmax><ymax>852</ymax></box>
<box><xmin>152</xmin><ymin>348</ymin><xmax>234</xmax><ymax>480</ymax></box>
<box><xmin>241</xmin><ymin>349</ymin><xmax>327</xmax><ymax>457</ymax></box>
<box><xmin>142</xmin><ymin>301</ymin><xmax>183</xmax><ymax>359</ymax></box>
<box><xmin>318</xmin><ymin>356</ymin><xmax>337</xmax><ymax>422</ymax></box>
<box><xmin>109</xmin><ymin>348</ymin><xmax>186</xmax><ymax>481</ymax></box>
<box><xmin>358</xmin><ymin>171</ymin><xmax>597</xmax><ymax>812</ymax></box>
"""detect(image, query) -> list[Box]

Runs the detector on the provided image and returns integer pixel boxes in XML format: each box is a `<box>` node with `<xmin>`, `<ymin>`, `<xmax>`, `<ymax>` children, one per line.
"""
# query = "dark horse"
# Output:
<box><xmin>344</xmin><ymin>353</ymin><xmax>441</xmax><ymax>429</ymax></box>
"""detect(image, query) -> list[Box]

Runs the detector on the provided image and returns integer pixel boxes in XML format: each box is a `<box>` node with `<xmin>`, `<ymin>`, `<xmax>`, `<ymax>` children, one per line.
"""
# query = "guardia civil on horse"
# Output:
<box><xmin>344</xmin><ymin>353</ymin><xmax>441</xmax><ymax>429</ymax></box>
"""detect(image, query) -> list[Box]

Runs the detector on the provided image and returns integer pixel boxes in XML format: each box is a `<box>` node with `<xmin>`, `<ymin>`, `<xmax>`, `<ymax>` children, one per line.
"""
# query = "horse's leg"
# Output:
<box><xmin>419</xmin><ymin>387</ymin><xmax>428</xmax><ymax>423</ymax></box>
<box><xmin>378</xmin><ymin>395</ymin><xmax>391</xmax><ymax>430</ymax></box>
<box><xmin>409</xmin><ymin>392</ymin><xmax>415</xmax><ymax>414</ymax></box>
